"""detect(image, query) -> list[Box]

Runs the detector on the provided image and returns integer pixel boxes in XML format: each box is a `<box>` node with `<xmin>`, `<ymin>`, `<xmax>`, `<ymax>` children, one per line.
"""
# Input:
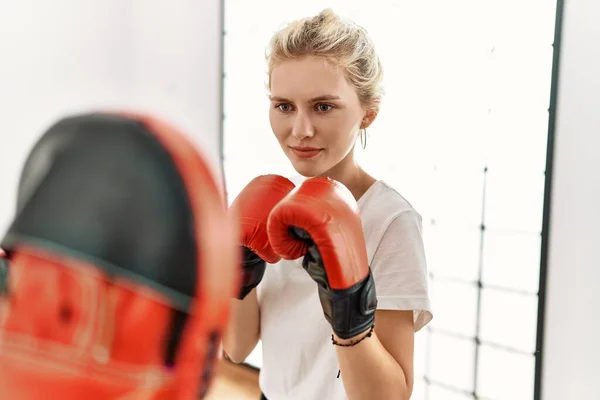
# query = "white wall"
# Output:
<box><xmin>0</xmin><ymin>0</ymin><xmax>224</xmax><ymax>233</ymax></box>
<box><xmin>542</xmin><ymin>0</ymin><xmax>600</xmax><ymax>398</ymax></box>
<box><xmin>223</xmin><ymin>3</ymin><xmax>556</xmax><ymax>399</ymax></box>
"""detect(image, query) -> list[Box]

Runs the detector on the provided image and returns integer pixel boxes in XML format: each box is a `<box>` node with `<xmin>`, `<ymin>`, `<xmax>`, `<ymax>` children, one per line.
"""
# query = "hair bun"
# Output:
<box><xmin>317</xmin><ymin>8</ymin><xmax>336</xmax><ymax>24</ymax></box>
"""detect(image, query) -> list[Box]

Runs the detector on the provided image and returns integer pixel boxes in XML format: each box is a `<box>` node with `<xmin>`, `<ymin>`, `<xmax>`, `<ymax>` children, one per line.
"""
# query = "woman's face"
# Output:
<box><xmin>269</xmin><ymin>56</ymin><xmax>369</xmax><ymax>177</ymax></box>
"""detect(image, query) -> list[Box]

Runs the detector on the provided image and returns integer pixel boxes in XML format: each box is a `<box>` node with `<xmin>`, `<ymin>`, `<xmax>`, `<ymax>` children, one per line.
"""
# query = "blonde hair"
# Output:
<box><xmin>266</xmin><ymin>9</ymin><xmax>384</xmax><ymax>112</ymax></box>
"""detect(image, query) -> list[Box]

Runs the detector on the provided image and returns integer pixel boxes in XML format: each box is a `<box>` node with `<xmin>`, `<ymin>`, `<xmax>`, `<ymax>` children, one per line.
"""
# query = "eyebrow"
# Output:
<box><xmin>269</xmin><ymin>95</ymin><xmax>342</xmax><ymax>103</ymax></box>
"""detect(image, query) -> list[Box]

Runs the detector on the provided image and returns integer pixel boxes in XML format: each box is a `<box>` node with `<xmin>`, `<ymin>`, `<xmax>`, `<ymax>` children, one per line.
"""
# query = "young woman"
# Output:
<box><xmin>223</xmin><ymin>9</ymin><xmax>432</xmax><ymax>400</ymax></box>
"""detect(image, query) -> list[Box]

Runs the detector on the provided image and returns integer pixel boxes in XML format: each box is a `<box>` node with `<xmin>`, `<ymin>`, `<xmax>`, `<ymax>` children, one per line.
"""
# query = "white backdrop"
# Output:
<box><xmin>223</xmin><ymin>1</ymin><xmax>556</xmax><ymax>399</ymax></box>
<box><xmin>0</xmin><ymin>0</ymin><xmax>224</xmax><ymax>233</ymax></box>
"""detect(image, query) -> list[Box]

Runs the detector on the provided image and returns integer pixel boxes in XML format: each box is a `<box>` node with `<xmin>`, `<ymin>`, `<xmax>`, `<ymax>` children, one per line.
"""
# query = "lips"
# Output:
<box><xmin>290</xmin><ymin>147</ymin><xmax>322</xmax><ymax>159</ymax></box>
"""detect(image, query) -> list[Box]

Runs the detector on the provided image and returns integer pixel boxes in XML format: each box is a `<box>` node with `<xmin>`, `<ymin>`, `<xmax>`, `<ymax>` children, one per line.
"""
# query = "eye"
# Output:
<box><xmin>316</xmin><ymin>103</ymin><xmax>334</xmax><ymax>113</ymax></box>
<box><xmin>276</xmin><ymin>103</ymin><xmax>293</xmax><ymax>113</ymax></box>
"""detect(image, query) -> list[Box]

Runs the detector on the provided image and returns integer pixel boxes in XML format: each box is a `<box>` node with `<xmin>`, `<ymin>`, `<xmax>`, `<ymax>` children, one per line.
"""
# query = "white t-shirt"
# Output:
<box><xmin>256</xmin><ymin>179</ymin><xmax>433</xmax><ymax>400</ymax></box>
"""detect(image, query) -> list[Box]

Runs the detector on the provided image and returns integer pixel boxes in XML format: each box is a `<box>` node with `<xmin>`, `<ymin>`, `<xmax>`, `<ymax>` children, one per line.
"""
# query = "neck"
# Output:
<box><xmin>320</xmin><ymin>151</ymin><xmax>375</xmax><ymax>201</ymax></box>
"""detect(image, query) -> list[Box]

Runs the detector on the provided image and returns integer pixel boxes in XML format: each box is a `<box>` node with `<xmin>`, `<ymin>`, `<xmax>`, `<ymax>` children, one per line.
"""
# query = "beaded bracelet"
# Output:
<box><xmin>331</xmin><ymin>325</ymin><xmax>375</xmax><ymax>347</ymax></box>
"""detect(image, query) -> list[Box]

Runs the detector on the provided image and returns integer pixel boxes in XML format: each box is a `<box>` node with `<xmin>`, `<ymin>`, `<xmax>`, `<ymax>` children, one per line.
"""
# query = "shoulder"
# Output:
<box><xmin>359</xmin><ymin>181</ymin><xmax>422</xmax><ymax>255</ymax></box>
<box><xmin>359</xmin><ymin>180</ymin><xmax>422</xmax><ymax>224</ymax></box>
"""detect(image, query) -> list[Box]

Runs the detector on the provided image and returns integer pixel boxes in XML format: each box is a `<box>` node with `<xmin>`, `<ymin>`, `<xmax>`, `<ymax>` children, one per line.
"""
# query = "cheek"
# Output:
<box><xmin>269</xmin><ymin>110</ymin><xmax>286</xmax><ymax>142</ymax></box>
<box><xmin>322</xmin><ymin>113</ymin><xmax>360</xmax><ymax>148</ymax></box>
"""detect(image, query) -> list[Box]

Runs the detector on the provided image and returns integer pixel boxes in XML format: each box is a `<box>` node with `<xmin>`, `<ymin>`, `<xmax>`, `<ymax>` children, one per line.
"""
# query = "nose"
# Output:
<box><xmin>291</xmin><ymin>111</ymin><xmax>315</xmax><ymax>140</ymax></box>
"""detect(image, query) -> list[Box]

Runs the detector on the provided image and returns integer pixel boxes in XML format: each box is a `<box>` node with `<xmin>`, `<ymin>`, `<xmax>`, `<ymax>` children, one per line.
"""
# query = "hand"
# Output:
<box><xmin>229</xmin><ymin>175</ymin><xmax>295</xmax><ymax>299</ymax></box>
<box><xmin>267</xmin><ymin>177</ymin><xmax>377</xmax><ymax>339</ymax></box>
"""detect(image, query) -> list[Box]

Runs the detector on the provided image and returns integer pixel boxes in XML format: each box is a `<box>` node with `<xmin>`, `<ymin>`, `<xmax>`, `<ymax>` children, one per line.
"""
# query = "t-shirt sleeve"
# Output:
<box><xmin>370</xmin><ymin>210</ymin><xmax>433</xmax><ymax>332</ymax></box>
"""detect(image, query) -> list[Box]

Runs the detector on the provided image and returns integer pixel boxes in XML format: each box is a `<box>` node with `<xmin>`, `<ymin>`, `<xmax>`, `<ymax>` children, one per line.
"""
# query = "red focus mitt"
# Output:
<box><xmin>0</xmin><ymin>112</ymin><xmax>239</xmax><ymax>399</ymax></box>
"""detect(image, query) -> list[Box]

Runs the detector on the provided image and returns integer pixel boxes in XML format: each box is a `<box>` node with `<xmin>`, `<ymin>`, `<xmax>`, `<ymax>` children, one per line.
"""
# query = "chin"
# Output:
<box><xmin>290</xmin><ymin>162</ymin><xmax>323</xmax><ymax>178</ymax></box>
<box><xmin>292</xmin><ymin>166</ymin><xmax>317</xmax><ymax>178</ymax></box>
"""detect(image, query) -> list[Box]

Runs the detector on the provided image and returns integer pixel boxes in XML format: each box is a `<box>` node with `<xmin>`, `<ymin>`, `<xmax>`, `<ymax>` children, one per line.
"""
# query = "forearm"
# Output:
<box><xmin>221</xmin><ymin>290</ymin><xmax>260</xmax><ymax>363</ymax></box>
<box><xmin>335</xmin><ymin>330</ymin><xmax>411</xmax><ymax>400</ymax></box>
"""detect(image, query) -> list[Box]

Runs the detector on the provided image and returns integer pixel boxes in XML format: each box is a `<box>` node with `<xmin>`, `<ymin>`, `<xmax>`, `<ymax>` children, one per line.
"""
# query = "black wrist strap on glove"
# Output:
<box><xmin>237</xmin><ymin>246</ymin><xmax>266</xmax><ymax>300</ymax></box>
<box><xmin>332</xmin><ymin>324</ymin><xmax>375</xmax><ymax>347</ymax></box>
<box><xmin>291</xmin><ymin>227</ymin><xmax>378</xmax><ymax>339</ymax></box>
<box><xmin>321</xmin><ymin>268</ymin><xmax>377</xmax><ymax>339</ymax></box>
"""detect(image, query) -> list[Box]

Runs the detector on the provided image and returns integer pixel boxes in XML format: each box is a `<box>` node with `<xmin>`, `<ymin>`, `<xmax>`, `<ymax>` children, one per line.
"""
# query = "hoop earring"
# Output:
<box><xmin>360</xmin><ymin>128</ymin><xmax>367</xmax><ymax>150</ymax></box>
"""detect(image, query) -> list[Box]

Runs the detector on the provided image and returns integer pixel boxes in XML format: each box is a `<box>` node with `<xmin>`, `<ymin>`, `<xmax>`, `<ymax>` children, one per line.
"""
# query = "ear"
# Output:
<box><xmin>360</xmin><ymin>108</ymin><xmax>378</xmax><ymax>129</ymax></box>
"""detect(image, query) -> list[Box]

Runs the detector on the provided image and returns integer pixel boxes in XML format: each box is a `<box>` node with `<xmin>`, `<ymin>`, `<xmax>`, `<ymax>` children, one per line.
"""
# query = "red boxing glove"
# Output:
<box><xmin>267</xmin><ymin>177</ymin><xmax>377</xmax><ymax>339</ymax></box>
<box><xmin>229</xmin><ymin>175</ymin><xmax>296</xmax><ymax>299</ymax></box>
